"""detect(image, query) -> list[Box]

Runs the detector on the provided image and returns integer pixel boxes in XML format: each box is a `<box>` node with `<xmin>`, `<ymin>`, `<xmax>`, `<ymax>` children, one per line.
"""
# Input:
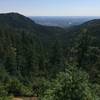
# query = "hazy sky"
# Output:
<box><xmin>0</xmin><ymin>0</ymin><xmax>100</xmax><ymax>16</ymax></box>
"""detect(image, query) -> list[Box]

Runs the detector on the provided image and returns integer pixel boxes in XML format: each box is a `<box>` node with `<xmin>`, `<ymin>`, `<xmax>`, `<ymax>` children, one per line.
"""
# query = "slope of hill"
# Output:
<box><xmin>0</xmin><ymin>13</ymin><xmax>68</xmax><ymax>44</ymax></box>
<box><xmin>0</xmin><ymin>13</ymin><xmax>68</xmax><ymax>97</ymax></box>
<box><xmin>0</xmin><ymin>13</ymin><xmax>37</xmax><ymax>30</ymax></box>
<box><xmin>0</xmin><ymin>13</ymin><xmax>100</xmax><ymax>98</ymax></box>
<box><xmin>65</xmin><ymin>19</ymin><xmax>100</xmax><ymax>46</ymax></box>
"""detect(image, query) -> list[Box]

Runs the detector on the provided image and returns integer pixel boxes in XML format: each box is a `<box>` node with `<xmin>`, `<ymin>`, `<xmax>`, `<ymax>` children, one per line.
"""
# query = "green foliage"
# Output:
<box><xmin>41</xmin><ymin>65</ymin><xmax>98</xmax><ymax>100</ymax></box>
<box><xmin>0</xmin><ymin>66</ymin><xmax>10</xmax><ymax>83</ymax></box>
<box><xmin>7</xmin><ymin>78</ymin><xmax>33</xmax><ymax>96</ymax></box>
<box><xmin>0</xmin><ymin>96</ymin><xmax>13</xmax><ymax>100</ymax></box>
<box><xmin>0</xmin><ymin>13</ymin><xmax>100</xmax><ymax>99</ymax></box>
<box><xmin>0</xmin><ymin>84</ymin><xmax>13</xmax><ymax>100</ymax></box>
<box><xmin>0</xmin><ymin>84</ymin><xmax>8</xmax><ymax>96</ymax></box>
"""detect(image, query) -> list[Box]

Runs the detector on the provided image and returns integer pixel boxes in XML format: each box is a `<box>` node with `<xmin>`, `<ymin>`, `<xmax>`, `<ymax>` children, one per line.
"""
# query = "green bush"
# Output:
<box><xmin>0</xmin><ymin>84</ymin><xmax>8</xmax><ymax>96</ymax></box>
<box><xmin>41</xmin><ymin>65</ymin><xmax>98</xmax><ymax>100</ymax></box>
<box><xmin>7</xmin><ymin>78</ymin><xmax>33</xmax><ymax>96</ymax></box>
<box><xmin>0</xmin><ymin>83</ymin><xmax>13</xmax><ymax>100</ymax></box>
<box><xmin>0</xmin><ymin>96</ymin><xmax>13</xmax><ymax>100</ymax></box>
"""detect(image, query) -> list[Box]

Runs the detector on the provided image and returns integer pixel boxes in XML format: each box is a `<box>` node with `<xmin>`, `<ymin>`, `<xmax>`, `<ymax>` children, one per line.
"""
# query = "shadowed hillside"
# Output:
<box><xmin>0</xmin><ymin>13</ymin><xmax>100</xmax><ymax>100</ymax></box>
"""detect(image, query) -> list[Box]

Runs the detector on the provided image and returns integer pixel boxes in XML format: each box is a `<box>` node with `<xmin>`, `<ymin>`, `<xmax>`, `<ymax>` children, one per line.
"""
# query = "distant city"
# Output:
<box><xmin>30</xmin><ymin>16</ymin><xmax>100</xmax><ymax>27</ymax></box>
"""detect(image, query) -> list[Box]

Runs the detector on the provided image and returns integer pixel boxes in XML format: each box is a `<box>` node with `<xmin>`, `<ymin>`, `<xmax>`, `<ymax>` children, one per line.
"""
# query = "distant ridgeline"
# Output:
<box><xmin>30</xmin><ymin>16</ymin><xmax>100</xmax><ymax>27</ymax></box>
<box><xmin>0</xmin><ymin>13</ymin><xmax>100</xmax><ymax>99</ymax></box>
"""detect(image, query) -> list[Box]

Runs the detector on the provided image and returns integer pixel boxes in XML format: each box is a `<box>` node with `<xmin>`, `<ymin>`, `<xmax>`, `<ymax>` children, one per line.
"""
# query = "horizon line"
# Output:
<box><xmin>29</xmin><ymin>15</ymin><xmax>100</xmax><ymax>17</ymax></box>
<box><xmin>1</xmin><ymin>12</ymin><xmax>100</xmax><ymax>17</ymax></box>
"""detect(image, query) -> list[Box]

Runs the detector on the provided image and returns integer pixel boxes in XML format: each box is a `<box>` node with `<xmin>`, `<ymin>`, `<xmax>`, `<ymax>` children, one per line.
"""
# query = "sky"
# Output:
<box><xmin>0</xmin><ymin>0</ymin><xmax>100</xmax><ymax>16</ymax></box>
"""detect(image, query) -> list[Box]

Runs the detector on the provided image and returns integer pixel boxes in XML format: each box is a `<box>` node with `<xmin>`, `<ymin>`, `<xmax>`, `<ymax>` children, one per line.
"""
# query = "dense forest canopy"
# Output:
<box><xmin>0</xmin><ymin>13</ymin><xmax>100</xmax><ymax>100</ymax></box>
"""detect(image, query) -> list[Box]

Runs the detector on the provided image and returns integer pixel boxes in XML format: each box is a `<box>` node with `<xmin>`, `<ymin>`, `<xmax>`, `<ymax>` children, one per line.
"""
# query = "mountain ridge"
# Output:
<box><xmin>1</xmin><ymin>12</ymin><xmax>100</xmax><ymax>45</ymax></box>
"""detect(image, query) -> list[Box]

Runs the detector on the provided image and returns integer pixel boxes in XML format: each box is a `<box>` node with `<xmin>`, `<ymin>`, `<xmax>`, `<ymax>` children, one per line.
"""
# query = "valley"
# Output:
<box><xmin>0</xmin><ymin>13</ymin><xmax>100</xmax><ymax>100</ymax></box>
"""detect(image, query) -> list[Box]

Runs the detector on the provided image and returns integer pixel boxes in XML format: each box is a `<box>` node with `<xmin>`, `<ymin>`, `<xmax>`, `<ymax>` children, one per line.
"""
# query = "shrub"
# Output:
<box><xmin>41</xmin><ymin>65</ymin><xmax>98</xmax><ymax>100</ymax></box>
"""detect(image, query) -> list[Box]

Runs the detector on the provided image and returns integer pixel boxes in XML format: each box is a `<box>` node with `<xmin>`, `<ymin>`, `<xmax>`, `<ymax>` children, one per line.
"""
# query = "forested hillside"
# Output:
<box><xmin>0</xmin><ymin>13</ymin><xmax>100</xmax><ymax>100</ymax></box>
